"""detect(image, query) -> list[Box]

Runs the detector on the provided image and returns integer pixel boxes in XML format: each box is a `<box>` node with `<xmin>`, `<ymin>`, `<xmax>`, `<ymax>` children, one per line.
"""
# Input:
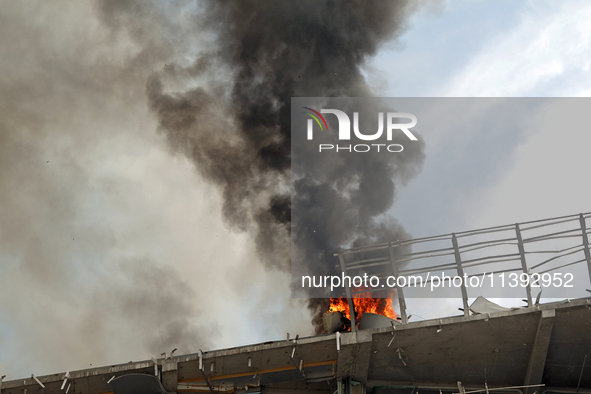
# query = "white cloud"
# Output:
<box><xmin>446</xmin><ymin>1</ymin><xmax>591</xmax><ymax>97</ymax></box>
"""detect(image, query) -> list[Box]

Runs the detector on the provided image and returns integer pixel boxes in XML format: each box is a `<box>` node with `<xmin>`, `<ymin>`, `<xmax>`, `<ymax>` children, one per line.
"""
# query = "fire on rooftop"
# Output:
<box><xmin>2</xmin><ymin>213</ymin><xmax>591</xmax><ymax>394</ymax></box>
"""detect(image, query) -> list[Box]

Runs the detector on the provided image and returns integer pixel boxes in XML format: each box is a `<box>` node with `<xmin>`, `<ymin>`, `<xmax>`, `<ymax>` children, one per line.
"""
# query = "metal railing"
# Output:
<box><xmin>335</xmin><ymin>212</ymin><xmax>591</xmax><ymax>327</ymax></box>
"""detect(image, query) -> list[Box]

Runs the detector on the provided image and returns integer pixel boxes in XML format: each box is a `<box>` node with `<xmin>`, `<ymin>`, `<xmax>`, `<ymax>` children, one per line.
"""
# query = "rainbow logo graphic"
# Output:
<box><xmin>302</xmin><ymin>107</ymin><xmax>329</xmax><ymax>132</ymax></box>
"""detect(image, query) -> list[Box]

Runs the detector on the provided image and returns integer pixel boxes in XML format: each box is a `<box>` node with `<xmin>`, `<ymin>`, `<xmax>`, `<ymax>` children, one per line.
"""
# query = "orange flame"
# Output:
<box><xmin>328</xmin><ymin>292</ymin><xmax>398</xmax><ymax>322</ymax></box>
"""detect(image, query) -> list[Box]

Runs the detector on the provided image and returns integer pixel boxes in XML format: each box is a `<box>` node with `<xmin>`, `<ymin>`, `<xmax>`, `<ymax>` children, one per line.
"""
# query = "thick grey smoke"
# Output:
<box><xmin>0</xmin><ymin>1</ymin><xmax>222</xmax><ymax>378</ymax></box>
<box><xmin>0</xmin><ymin>0</ymin><xmax>428</xmax><ymax>378</ymax></box>
<box><xmin>142</xmin><ymin>1</ymin><xmax>427</xmax><ymax>331</ymax></box>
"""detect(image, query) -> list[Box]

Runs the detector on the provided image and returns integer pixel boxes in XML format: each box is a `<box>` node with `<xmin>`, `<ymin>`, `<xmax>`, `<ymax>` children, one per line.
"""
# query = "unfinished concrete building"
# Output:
<box><xmin>2</xmin><ymin>213</ymin><xmax>590</xmax><ymax>394</ymax></box>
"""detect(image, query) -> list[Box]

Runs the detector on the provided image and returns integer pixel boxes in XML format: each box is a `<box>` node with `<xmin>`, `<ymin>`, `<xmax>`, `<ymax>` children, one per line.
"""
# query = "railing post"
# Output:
<box><xmin>452</xmin><ymin>233</ymin><xmax>470</xmax><ymax>316</ymax></box>
<box><xmin>579</xmin><ymin>214</ymin><xmax>591</xmax><ymax>287</ymax></box>
<box><xmin>515</xmin><ymin>223</ymin><xmax>533</xmax><ymax>306</ymax></box>
<box><xmin>388</xmin><ymin>242</ymin><xmax>408</xmax><ymax>324</ymax></box>
<box><xmin>338</xmin><ymin>252</ymin><xmax>357</xmax><ymax>332</ymax></box>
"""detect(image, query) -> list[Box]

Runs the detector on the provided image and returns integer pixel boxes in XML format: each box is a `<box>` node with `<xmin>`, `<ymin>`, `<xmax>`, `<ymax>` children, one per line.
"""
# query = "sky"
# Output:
<box><xmin>2</xmin><ymin>0</ymin><xmax>591</xmax><ymax>381</ymax></box>
<box><xmin>380</xmin><ymin>0</ymin><xmax>591</xmax><ymax>252</ymax></box>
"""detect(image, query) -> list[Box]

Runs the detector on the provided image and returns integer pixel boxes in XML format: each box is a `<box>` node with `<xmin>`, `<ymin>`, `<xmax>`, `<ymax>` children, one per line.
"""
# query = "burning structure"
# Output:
<box><xmin>2</xmin><ymin>2</ymin><xmax>590</xmax><ymax>394</ymax></box>
<box><xmin>2</xmin><ymin>213</ymin><xmax>591</xmax><ymax>394</ymax></box>
<box><xmin>2</xmin><ymin>298</ymin><xmax>589</xmax><ymax>394</ymax></box>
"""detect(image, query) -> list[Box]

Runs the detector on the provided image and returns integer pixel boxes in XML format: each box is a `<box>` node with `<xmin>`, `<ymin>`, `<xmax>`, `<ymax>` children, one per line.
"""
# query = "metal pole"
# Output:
<box><xmin>579</xmin><ymin>214</ymin><xmax>591</xmax><ymax>286</ymax></box>
<box><xmin>338</xmin><ymin>252</ymin><xmax>357</xmax><ymax>332</ymax></box>
<box><xmin>289</xmin><ymin>347</ymin><xmax>306</xmax><ymax>381</ymax></box>
<box><xmin>452</xmin><ymin>233</ymin><xmax>470</xmax><ymax>316</ymax></box>
<box><xmin>198</xmin><ymin>350</ymin><xmax>215</xmax><ymax>394</ymax></box>
<box><xmin>458</xmin><ymin>381</ymin><xmax>466</xmax><ymax>394</ymax></box>
<box><xmin>389</xmin><ymin>243</ymin><xmax>408</xmax><ymax>324</ymax></box>
<box><xmin>576</xmin><ymin>354</ymin><xmax>587</xmax><ymax>393</ymax></box>
<box><xmin>516</xmin><ymin>224</ymin><xmax>533</xmax><ymax>307</ymax></box>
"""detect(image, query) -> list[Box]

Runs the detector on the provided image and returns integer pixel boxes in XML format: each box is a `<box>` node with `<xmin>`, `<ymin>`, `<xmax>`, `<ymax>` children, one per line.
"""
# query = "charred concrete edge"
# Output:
<box><xmin>3</xmin><ymin>297</ymin><xmax>589</xmax><ymax>389</ymax></box>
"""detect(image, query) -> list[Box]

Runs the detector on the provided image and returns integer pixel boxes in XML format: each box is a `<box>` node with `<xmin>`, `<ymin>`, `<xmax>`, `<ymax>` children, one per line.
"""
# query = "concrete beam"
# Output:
<box><xmin>524</xmin><ymin>309</ymin><xmax>555</xmax><ymax>393</ymax></box>
<box><xmin>161</xmin><ymin>360</ymin><xmax>178</xmax><ymax>393</ymax></box>
<box><xmin>3</xmin><ymin>299</ymin><xmax>589</xmax><ymax>394</ymax></box>
<box><xmin>337</xmin><ymin>330</ymin><xmax>372</xmax><ymax>384</ymax></box>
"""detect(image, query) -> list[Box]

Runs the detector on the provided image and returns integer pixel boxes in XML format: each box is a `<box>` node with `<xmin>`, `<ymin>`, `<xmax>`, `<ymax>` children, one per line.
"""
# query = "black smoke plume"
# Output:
<box><xmin>143</xmin><ymin>0</ymin><xmax>427</xmax><ymax>331</ymax></box>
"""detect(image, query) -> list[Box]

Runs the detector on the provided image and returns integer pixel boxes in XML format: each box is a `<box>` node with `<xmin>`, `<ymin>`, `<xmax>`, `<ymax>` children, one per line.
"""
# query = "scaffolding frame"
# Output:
<box><xmin>335</xmin><ymin>212</ymin><xmax>591</xmax><ymax>331</ymax></box>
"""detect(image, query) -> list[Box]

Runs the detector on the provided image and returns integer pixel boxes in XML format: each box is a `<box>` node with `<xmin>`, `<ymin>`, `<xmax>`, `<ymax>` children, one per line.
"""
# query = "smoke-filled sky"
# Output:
<box><xmin>2</xmin><ymin>0</ymin><xmax>591</xmax><ymax>380</ymax></box>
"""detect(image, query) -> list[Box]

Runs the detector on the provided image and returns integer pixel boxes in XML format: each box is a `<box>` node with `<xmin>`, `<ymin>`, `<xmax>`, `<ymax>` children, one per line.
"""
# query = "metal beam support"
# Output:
<box><xmin>389</xmin><ymin>243</ymin><xmax>408</xmax><ymax>324</ymax></box>
<box><xmin>60</xmin><ymin>372</ymin><xmax>70</xmax><ymax>391</ymax></box>
<box><xmin>457</xmin><ymin>381</ymin><xmax>465</xmax><ymax>394</ymax></box>
<box><xmin>577</xmin><ymin>354</ymin><xmax>588</xmax><ymax>393</ymax></box>
<box><xmin>579</xmin><ymin>214</ymin><xmax>591</xmax><ymax>286</ymax></box>
<box><xmin>198</xmin><ymin>350</ymin><xmax>215</xmax><ymax>394</ymax></box>
<box><xmin>515</xmin><ymin>224</ymin><xmax>533</xmax><ymax>307</ymax></box>
<box><xmin>289</xmin><ymin>347</ymin><xmax>307</xmax><ymax>381</ymax></box>
<box><xmin>524</xmin><ymin>309</ymin><xmax>556</xmax><ymax>394</ymax></box>
<box><xmin>338</xmin><ymin>252</ymin><xmax>357</xmax><ymax>332</ymax></box>
<box><xmin>198</xmin><ymin>369</ymin><xmax>215</xmax><ymax>394</ymax></box>
<box><xmin>31</xmin><ymin>375</ymin><xmax>44</xmax><ymax>389</ymax></box>
<box><xmin>452</xmin><ymin>233</ymin><xmax>470</xmax><ymax>316</ymax></box>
